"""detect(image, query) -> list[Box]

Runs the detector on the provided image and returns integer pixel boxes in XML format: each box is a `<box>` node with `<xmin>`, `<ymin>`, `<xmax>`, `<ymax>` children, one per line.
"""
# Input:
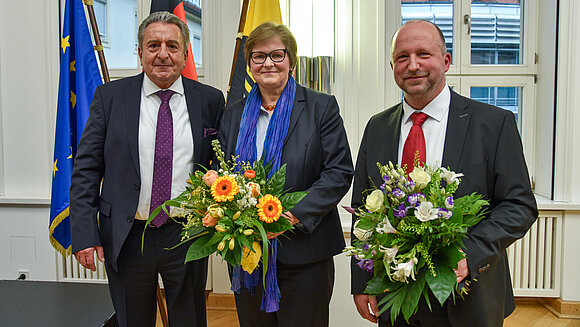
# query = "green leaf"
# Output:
<box><xmin>232</xmin><ymin>239</ymin><xmax>242</xmax><ymax>265</ymax></box>
<box><xmin>185</xmin><ymin>234</ymin><xmax>217</xmax><ymax>262</ymax></box>
<box><xmin>389</xmin><ymin>285</ymin><xmax>408</xmax><ymax>324</ymax></box>
<box><xmin>365</xmin><ymin>276</ymin><xmax>391</xmax><ymax>295</ymax></box>
<box><xmin>279</xmin><ymin>191</ymin><xmax>308</xmax><ymax>211</ymax></box>
<box><xmin>376</xmin><ymin>287</ymin><xmax>402</xmax><ymax>308</ymax></box>
<box><xmin>207</xmin><ymin>231</ymin><xmax>226</xmax><ymax>246</ymax></box>
<box><xmin>425</xmin><ymin>262</ymin><xmax>456</xmax><ymax>306</ymax></box>
<box><xmin>265</xmin><ymin>164</ymin><xmax>287</xmax><ymax>195</ymax></box>
<box><xmin>264</xmin><ymin>219</ymin><xmax>293</xmax><ymax>234</ymax></box>
<box><xmin>252</xmin><ymin>220</ymin><xmax>269</xmax><ymax>285</ymax></box>
<box><xmin>355</xmin><ymin>217</ymin><xmax>378</xmax><ymax>230</ymax></box>
<box><xmin>438</xmin><ymin>244</ymin><xmax>465</xmax><ymax>269</ymax></box>
<box><xmin>168</xmin><ymin>230</ymin><xmax>208</xmax><ymax>250</ymax></box>
<box><xmin>239</xmin><ymin>235</ymin><xmax>254</xmax><ymax>251</ymax></box>
<box><xmin>401</xmin><ymin>272</ymin><xmax>426</xmax><ymax>321</ymax></box>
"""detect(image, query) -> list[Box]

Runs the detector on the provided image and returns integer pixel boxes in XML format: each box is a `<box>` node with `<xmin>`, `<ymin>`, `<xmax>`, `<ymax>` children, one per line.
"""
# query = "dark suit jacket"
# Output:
<box><xmin>70</xmin><ymin>73</ymin><xmax>225</xmax><ymax>271</ymax></box>
<box><xmin>219</xmin><ymin>84</ymin><xmax>353</xmax><ymax>265</ymax></box>
<box><xmin>351</xmin><ymin>89</ymin><xmax>538</xmax><ymax>327</ymax></box>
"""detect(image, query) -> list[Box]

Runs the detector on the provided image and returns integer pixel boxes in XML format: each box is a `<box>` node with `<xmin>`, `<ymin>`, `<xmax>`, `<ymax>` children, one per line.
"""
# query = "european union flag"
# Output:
<box><xmin>50</xmin><ymin>0</ymin><xmax>102</xmax><ymax>255</ymax></box>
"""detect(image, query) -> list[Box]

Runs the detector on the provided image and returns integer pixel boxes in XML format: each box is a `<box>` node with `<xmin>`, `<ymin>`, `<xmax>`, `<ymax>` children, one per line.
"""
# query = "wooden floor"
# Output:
<box><xmin>156</xmin><ymin>298</ymin><xmax>578</xmax><ymax>327</ymax></box>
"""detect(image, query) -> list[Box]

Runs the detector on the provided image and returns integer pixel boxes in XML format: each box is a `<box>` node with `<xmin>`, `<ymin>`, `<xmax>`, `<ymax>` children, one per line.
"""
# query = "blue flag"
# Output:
<box><xmin>50</xmin><ymin>0</ymin><xmax>102</xmax><ymax>255</ymax></box>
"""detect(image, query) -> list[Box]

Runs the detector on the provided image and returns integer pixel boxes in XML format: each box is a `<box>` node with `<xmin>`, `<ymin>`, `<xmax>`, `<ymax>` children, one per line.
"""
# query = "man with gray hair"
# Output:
<box><xmin>70</xmin><ymin>11</ymin><xmax>224</xmax><ymax>326</ymax></box>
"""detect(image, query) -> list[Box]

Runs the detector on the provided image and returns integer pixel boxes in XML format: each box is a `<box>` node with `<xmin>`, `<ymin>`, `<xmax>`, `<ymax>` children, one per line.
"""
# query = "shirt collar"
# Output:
<box><xmin>402</xmin><ymin>84</ymin><xmax>451</xmax><ymax>123</ymax></box>
<box><xmin>143</xmin><ymin>74</ymin><xmax>184</xmax><ymax>97</ymax></box>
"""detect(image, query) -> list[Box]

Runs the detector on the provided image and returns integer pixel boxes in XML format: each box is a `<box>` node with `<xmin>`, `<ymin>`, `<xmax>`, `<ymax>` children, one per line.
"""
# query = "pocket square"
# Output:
<box><xmin>204</xmin><ymin>128</ymin><xmax>218</xmax><ymax>138</ymax></box>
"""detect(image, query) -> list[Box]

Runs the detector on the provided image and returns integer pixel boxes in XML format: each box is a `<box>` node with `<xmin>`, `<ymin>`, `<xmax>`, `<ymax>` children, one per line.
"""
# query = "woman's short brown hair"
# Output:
<box><xmin>244</xmin><ymin>22</ymin><xmax>298</xmax><ymax>71</ymax></box>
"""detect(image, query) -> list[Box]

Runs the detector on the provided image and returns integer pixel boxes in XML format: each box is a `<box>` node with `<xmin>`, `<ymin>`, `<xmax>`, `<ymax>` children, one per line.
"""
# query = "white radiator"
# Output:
<box><xmin>56</xmin><ymin>251</ymin><xmax>107</xmax><ymax>282</ymax></box>
<box><xmin>507</xmin><ymin>211</ymin><xmax>562</xmax><ymax>297</ymax></box>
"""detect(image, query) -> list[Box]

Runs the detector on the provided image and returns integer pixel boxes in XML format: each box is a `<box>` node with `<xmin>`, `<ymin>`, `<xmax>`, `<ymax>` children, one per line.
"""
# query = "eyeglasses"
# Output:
<box><xmin>249</xmin><ymin>49</ymin><xmax>287</xmax><ymax>64</ymax></box>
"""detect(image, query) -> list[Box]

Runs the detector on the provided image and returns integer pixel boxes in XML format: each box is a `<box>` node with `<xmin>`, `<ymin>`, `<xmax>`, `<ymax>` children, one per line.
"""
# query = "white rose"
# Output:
<box><xmin>353</xmin><ymin>220</ymin><xmax>373</xmax><ymax>241</ymax></box>
<box><xmin>409</xmin><ymin>167</ymin><xmax>431</xmax><ymax>189</ymax></box>
<box><xmin>365</xmin><ymin>189</ymin><xmax>384</xmax><ymax>213</ymax></box>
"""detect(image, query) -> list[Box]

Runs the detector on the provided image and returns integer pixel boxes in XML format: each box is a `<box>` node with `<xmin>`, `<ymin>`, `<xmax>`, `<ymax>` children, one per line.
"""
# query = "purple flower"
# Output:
<box><xmin>438</xmin><ymin>208</ymin><xmax>453</xmax><ymax>219</ymax></box>
<box><xmin>383</xmin><ymin>175</ymin><xmax>393</xmax><ymax>185</ymax></box>
<box><xmin>380</xmin><ymin>183</ymin><xmax>386</xmax><ymax>193</ymax></box>
<box><xmin>445</xmin><ymin>196</ymin><xmax>454</xmax><ymax>209</ymax></box>
<box><xmin>342</xmin><ymin>206</ymin><xmax>356</xmax><ymax>214</ymax></box>
<box><xmin>357</xmin><ymin>258</ymin><xmax>374</xmax><ymax>273</ymax></box>
<box><xmin>392</xmin><ymin>188</ymin><xmax>405</xmax><ymax>199</ymax></box>
<box><xmin>408</xmin><ymin>181</ymin><xmax>416</xmax><ymax>189</ymax></box>
<box><xmin>408</xmin><ymin>193</ymin><xmax>420</xmax><ymax>206</ymax></box>
<box><xmin>393</xmin><ymin>203</ymin><xmax>408</xmax><ymax>218</ymax></box>
<box><xmin>362</xmin><ymin>243</ymin><xmax>371</xmax><ymax>251</ymax></box>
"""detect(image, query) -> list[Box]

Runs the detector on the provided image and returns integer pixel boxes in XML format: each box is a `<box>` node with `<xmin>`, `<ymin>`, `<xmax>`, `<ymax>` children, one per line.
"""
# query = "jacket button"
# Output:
<box><xmin>134</xmin><ymin>183</ymin><xmax>140</xmax><ymax>190</ymax></box>
<box><xmin>127</xmin><ymin>217</ymin><xmax>133</xmax><ymax>223</ymax></box>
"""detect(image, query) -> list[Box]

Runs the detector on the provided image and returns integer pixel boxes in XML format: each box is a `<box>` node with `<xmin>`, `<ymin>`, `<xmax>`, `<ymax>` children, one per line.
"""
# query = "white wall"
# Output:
<box><xmin>0</xmin><ymin>0</ymin><xmax>59</xmax><ymax>280</ymax></box>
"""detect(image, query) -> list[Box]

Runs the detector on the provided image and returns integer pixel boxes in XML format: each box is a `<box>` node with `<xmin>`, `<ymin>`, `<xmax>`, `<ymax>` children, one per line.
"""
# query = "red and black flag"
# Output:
<box><xmin>150</xmin><ymin>0</ymin><xmax>198</xmax><ymax>81</ymax></box>
<box><xmin>227</xmin><ymin>0</ymin><xmax>283</xmax><ymax>106</ymax></box>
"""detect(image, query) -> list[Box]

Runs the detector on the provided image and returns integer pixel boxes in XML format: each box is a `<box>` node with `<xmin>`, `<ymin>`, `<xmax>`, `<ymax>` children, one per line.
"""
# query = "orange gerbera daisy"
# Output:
<box><xmin>211</xmin><ymin>175</ymin><xmax>239</xmax><ymax>202</ymax></box>
<box><xmin>257</xmin><ymin>194</ymin><xmax>283</xmax><ymax>223</ymax></box>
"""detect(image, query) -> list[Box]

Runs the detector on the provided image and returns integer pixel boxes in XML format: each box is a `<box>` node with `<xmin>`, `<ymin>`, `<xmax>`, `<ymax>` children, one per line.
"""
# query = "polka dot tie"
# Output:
<box><xmin>150</xmin><ymin>90</ymin><xmax>175</xmax><ymax>227</ymax></box>
<box><xmin>401</xmin><ymin>112</ymin><xmax>429</xmax><ymax>174</ymax></box>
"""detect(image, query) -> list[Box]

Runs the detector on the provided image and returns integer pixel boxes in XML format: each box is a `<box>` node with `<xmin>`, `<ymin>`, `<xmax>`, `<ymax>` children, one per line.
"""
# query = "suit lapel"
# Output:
<box><xmin>442</xmin><ymin>90</ymin><xmax>471</xmax><ymax>170</ymax></box>
<box><xmin>283</xmin><ymin>85</ymin><xmax>306</xmax><ymax>148</ymax></box>
<box><xmin>183</xmin><ymin>78</ymin><xmax>203</xmax><ymax>166</ymax></box>
<box><xmin>382</xmin><ymin>104</ymin><xmax>403</xmax><ymax>164</ymax></box>
<box><xmin>125</xmin><ymin>74</ymin><xmax>144</xmax><ymax>178</ymax></box>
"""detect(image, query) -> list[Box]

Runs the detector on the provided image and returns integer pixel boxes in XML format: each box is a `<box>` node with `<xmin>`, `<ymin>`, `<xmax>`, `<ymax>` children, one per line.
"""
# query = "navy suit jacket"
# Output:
<box><xmin>70</xmin><ymin>73</ymin><xmax>225</xmax><ymax>271</ymax></box>
<box><xmin>219</xmin><ymin>85</ymin><xmax>354</xmax><ymax>264</ymax></box>
<box><xmin>351</xmin><ymin>89</ymin><xmax>538</xmax><ymax>326</ymax></box>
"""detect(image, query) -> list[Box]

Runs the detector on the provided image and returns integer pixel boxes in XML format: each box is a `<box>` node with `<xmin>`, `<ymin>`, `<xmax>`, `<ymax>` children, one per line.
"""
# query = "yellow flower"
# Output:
<box><xmin>257</xmin><ymin>194</ymin><xmax>283</xmax><ymax>223</ymax></box>
<box><xmin>241</xmin><ymin>241</ymin><xmax>262</xmax><ymax>273</ymax></box>
<box><xmin>211</xmin><ymin>175</ymin><xmax>239</xmax><ymax>202</ymax></box>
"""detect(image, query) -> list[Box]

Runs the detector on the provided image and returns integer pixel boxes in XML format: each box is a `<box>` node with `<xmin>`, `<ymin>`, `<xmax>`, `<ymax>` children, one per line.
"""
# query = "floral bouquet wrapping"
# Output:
<box><xmin>144</xmin><ymin>139</ymin><xmax>307</xmax><ymax>278</ymax></box>
<box><xmin>345</xmin><ymin>162</ymin><xmax>488</xmax><ymax>324</ymax></box>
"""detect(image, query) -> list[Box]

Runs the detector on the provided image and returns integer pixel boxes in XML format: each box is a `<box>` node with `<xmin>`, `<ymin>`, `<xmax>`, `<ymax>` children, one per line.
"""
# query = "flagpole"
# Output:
<box><xmin>83</xmin><ymin>0</ymin><xmax>111</xmax><ymax>83</ymax></box>
<box><xmin>227</xmin><ymin>0</ymin><xmax>250</xmax><ymax>98</ymax></box>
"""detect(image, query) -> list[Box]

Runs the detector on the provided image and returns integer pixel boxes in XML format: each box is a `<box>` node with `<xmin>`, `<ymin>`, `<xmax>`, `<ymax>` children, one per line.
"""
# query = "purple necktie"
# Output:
<box><xmin>150</xmin><ymin>90</ymin><xmax>175</xmax><ymax>227</ymax></box>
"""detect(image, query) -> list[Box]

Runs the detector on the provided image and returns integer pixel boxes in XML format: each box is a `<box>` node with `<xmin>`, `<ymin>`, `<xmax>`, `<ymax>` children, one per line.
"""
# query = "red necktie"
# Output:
<box><xmin>401</xmin><ymin>112</ymin><xmax>429</xmax><ymax>174</ymax></box>
<box><xmin>150</xmin><ymin>90</ymin><xmax>174</xmax><ymax>227</ymax></box>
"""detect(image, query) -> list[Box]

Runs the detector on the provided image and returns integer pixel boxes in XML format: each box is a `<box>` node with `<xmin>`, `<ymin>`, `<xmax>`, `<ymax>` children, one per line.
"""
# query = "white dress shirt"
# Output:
<box><xmin>135</xmin><ymin>75</ymin><xmax>194</xmax><ymax>220</ymax></box>
<box><xmin>397</xmin><ymin>85</ymin><xmax>451</xmax><ymax>167</ymax></box>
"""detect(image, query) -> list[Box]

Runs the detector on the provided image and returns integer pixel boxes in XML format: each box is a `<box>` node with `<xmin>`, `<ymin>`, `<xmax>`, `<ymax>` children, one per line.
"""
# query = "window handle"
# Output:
<box><xmin>463</xmin><ymin>14</ymin><xmax>471</xmax><ymax>35</ymax></box>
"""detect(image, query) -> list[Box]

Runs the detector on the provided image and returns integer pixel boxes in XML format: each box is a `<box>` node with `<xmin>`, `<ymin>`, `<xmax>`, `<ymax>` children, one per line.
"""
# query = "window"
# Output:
<box><xmin>92</xmin><ymin>0</ymin><xmax>139</xmax><ymax>71</ymax></box>
<box><xmin>281</xmin><ymin>0</ymin><xmax>335</xmax><ymax>93</ymax></box>
<box><xmin>89</xmin><ymin>0</ymin><xmax>204</xmax><ymax>78</ymax></box>
<box><xmin>93</xmin><ymin>0</ymin><xmax>108</xmax><ymax>44</ymax></box>
<box><xmin>184</xmin><ymin>0</ymin><xmax>203</xmax><ymax>67</ymax></box>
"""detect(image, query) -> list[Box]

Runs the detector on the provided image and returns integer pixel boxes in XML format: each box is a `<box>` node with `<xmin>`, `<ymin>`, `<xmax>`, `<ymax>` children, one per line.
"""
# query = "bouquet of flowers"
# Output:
<box><xmin>345</xmin><ymin>162</ymin><xmax>488</xmax><ymax>324</ymax></box>
<box><xmin>144</xmin><ymin>139</ymin><xmax>307</xmax><ymax>278</ymax></box>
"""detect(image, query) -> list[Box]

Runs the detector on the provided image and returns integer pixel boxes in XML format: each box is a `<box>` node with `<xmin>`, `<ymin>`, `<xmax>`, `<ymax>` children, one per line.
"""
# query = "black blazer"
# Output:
<box><xmin>70</xmin><ymin>73</ymin><xmax>225</xmax><ymax>271</ymax></box>
<box><xmin>219</xmin><ymin>84</ymin><xmax>354</xmax><ymax>265</ymax></box>
<box><xmin>351</xmin><ymin>89</ymin><xmax>538</xmax><ymax>327</ymax></box>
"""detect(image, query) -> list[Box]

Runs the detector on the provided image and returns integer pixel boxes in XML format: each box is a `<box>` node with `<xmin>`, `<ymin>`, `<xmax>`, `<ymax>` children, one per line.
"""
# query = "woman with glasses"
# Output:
<box><xmin>219</xmin><ymin>22</ymin><xmax>353</xmax><ymax>327</ymax></box>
